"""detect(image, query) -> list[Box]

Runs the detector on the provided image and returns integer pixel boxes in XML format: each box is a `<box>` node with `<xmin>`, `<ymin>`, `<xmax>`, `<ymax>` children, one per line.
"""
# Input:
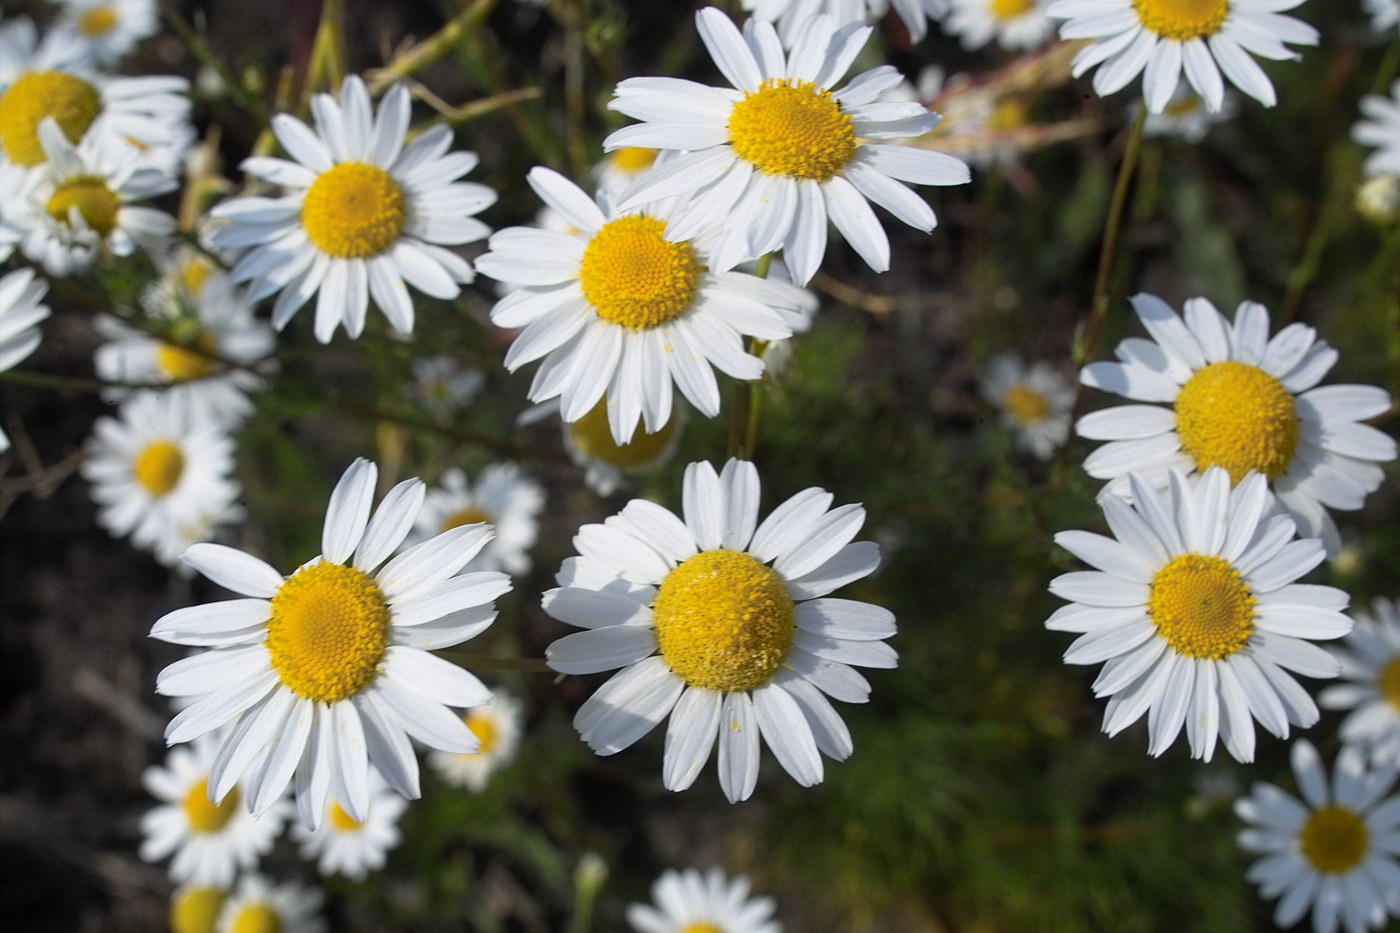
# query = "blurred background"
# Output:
<box><xmin>0</xmin><ymin>0</ymin><xmax>1396</xmax><ymax>930</ymax></box>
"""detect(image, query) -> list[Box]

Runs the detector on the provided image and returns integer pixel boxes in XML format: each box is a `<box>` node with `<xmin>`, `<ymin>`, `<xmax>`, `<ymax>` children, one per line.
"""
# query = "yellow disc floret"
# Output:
<box><xmin>328</xmin><ymin>801</ymin><xmax>363</xmax><ymax>832</ymax></box>
<box><xmin>1299</xmin><ymin>806</ymin><xmax>1369</xmax><ymax>874</ymax></box>
<box><xmin>1175</xmin><ymin>361</ymin><xmax>1299</xmax><ymax>484</ymax></box>
<box><xmin>678</xmin><ymin>925</ymin><xmax>725</xmax><ymax>933</ymax></box>
<box><xmin>609</xmin><ymin>146</ymin><xmax>658</xmax><ymax>174</ymax></box>
<box><xmin>170</xmin><ymin>886</ymin><xmax>228</xmax><ymax>933</ymax></box>
<box><xmin>301</xmin><ymin>162</ymin><xmax>406</xmax><ymax>259</ymax></box>
<box><xmin>1148</xmin><ymin>553</ymin><xmax>1255</xmax><ymax>659</ymax></box>
<box><xmin>1003</xmin><ymin>384</ymin><xmax>1048</xmax><ymax>425</ymax></box>
<box><xmin>134</xmin><ymin>440</ymin><xmax>186</xmax><ymax>497</ymax></box>
<box><xmin>46</xmin><ymin>177</ymin><xmax>121</xmax><ymax>237</ymax></box>
<box><xmin>991</xmin><ymin>0</ymin><xmax>1035</xmax><ymax>19</ymax></box>
<box><xmin>1381</xmin><ymin>656</ymin><xmax>1400</xmax><ymax>710</ymax></box>
<box><xmin>729</xmin><ymin>79</ymin><xmax>857</xmax><ymax>180</ymax></box>
<box><xmin>441</xmin><ymin>505</ymin><xmax>490</xmax><ymax>533</ymax></box>
<box><xmin>466</xmin><ymin>710</ymin><xmax>498</xmax><ymax>755</ymax></box>
<box><xmin>229</xmin><ymin>903</ymin><xmax>282</xmax><ymax>933</ymax></box>
<box><xmin>652</xmin><ymin>549</ymin><xmax>795</xmax><ymax>693</ymax></box>
<box><xmin>1133</xmin><ymin>0</ymin><xmax>1230</xmax><ymax>41</ymax></box>
<box><xmin>265</xmin><ymin>562</ymin><xmax>391</xmax><ymax>703</ymax></box>
<box><xmin>78</xmin><ymin>5</ymin><xmax>120</xmax><ymax>36</ymax></box>
<box><xmin>0</xmin><ymin>71</ymin><xmax>102</xmax><ymax>166</ymax></box>
<box><xmin>156</xmin><ymin>332</ymin><xmax>218</xmax><ymax>382</ymax></box>
<box><xmin>182</xmin><ymin>779</ymin><xmax>239</xmax><ymax>833</ymax></box>
<box><xmin>578</xmin><ymin>215</ymin><xmax>702</xmax><ymax>329</ymax></box>
<box><xmin>568</xmin><ymin>397</ymin><xmax>681</xmax><ymax>471</ymax></box>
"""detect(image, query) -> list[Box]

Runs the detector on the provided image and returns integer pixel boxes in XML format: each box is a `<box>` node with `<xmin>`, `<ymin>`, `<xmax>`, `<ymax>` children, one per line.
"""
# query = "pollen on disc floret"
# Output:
<box><xmin>300</xmin><ymin>161</ymin><xmax>407</xmax><ymax>259</ymax></box>
<box><xmin>727</xmin><ymin>78</ymin><xmax>857</xmax><ymax>181</ymax></box>
<box><xmin>265</xmin><ymin>562</ymin><xmax>392</xmax><ymax>703</ymax></box>
<box><xmin>1147</xmin><ymin>553</ymin><xmax>1256</xmax><ymax>660</ymax></box>
<box><xmin>578</xmin><ymin>215</ymin><xmax>703</xmax><ymax>329</ymax></box>
<box><xmin>652</xmin><ymin>548</ymin><xmax>796</xmax><ymax>693</ymax></box>
<box><xmin>1174</xmin><ymin>360</ymin><xmax>1299</xmax><ymax>483</ymax></box>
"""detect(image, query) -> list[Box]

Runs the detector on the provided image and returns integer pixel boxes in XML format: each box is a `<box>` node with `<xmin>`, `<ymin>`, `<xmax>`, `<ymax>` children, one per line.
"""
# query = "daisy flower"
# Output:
<box><xmin>627</xmin><ymin>867</ymin><xmax>781</xmax><ymax>933</ymax></box>
<box><xmin>139</xmin><ymin>732</ymin><xmax>287</xmax><ymax>885</ymax></box>
<box><xmin>410</xmin><ymin>464</ymin><xmax>545</xmax><ymax>576</ymax></box>
<box><xmin>0</xmin><ymin>267</ymin><xmax>50</xmax><ymax>452</ymax></box>
<box><xmin>979</xmin><ymin>351</ymin><xmax>1074</xmax><ymax>460</ymax></box>
<box><xmin>596</xmin><ymin>146</ymin><xmax>660</xmax><ymax>197</ymax></box>
<box><xmin>1356</xmin><ymin>174</ymin><xmax>1400</xmax><ymax>226</ymax></box>
<box><xmin>82</xmin><ymin>393</ymin><xmax>242</xmax><ymax>566</ymax></box>
<box><xmin>1353</xmin><ymin>80</ymin><xmax>1400</xmax><ymax>178</ymax></box>
<box><xmin>54</xmin><ymin>1</ymin><xmax>158</xmax><ymax>67</ymax></box>
<box><xmin>1048</xmin><ymin>0</ymin><xmax>1319</xmax><ymax>113</ymax></box>
<box><xmin>1320</xmin><ymin>598</ymin><xmax>1400</xmax><ymax>768</ymax></box>
<box><xmin>210</xmin><ymin>75</ymin><xmax>495</xmax><ymax>343</ymax></box>
<box><xmin>1365</xmin><ymin>0</ymin><xmax>1400</xmax><ymax>34</ymax></box>
<box><xmin>1141</xmin><ymin>81</ymin><xmax>1236</xmax><ymax>142</ymax></box>
<box><xmin>1076</xmin><ymin>294</ymin><xmax>1396</xmax><ymax>556</ymax></box>
<box><xmin>1048</xmin><ymin>466</ymin><xmax>1351</xmax><ymax>762</ymax></box>
<box><xmin>476</xmin><ymin>167</ymin><xmax>811</xmax><ymax>443</ymax></box>
<box><xmin>944</xmin><ymin>0</ymin><xmax>1054</xmax><ymax>51</ymax></box>
<box><xmin>169</xmin><ymin>885</ymin><xmax>229</xmax><ymax>933</ymax></box>
<box><xmin>95</xmin><ymin>259</ymin><xmax>275</xmax><ymax>430</ymax></box>
<box><xmin>742</xmin><ymin>0</ymin><xmax>951</xmax><ymax>44</ymax></box>
<box><xmin>215</xmin><ymin>876</ymin><xmax>325</xmax><ymax>933</ymax></box>
<box><xmin>149</xmin><ymin>458</ymin><xmax>511</xmax><ymax>829</ymax></box>
<box><xmin>429</xmin><ymin>688</ymin><xmax>524</xmax><ymax>791</ymax></box>
<box><xmin>0</xmin><ymin>16</ymin><xmax>189</xmax><ymax>167</ymax></box>
<box><xmin>1236</xmin><ymin>739</ymin><xmax>1400</xmax><ymax>933</ymax></box>
<box><xmin>535</xmin><ymin>396</ymin><xmax>687</xmax><ymax>497</ymax></box>
<box><xmin>604</xmin><ymin>8</ymin><xmax>971</xmax><ymax>286</ymax></box>
<box><xmin>0</xmin><ymin>160</ymin><xmax>28</xmax><ymax>261</ymax></box>
<box><xmin>292</xmin><ymin>770</ymin><xmax>407</xmax><ymax>880</ymax></box>
<box><xmin>9</xmin><ymin>118</ymin><xmax>176</xmax><ymax>276</ymax></box>
<box><xmin>544</xmin><ymin>459</ymin><xmax>896</xmax><ymax>802</ymax></box>
<box><xmin>411</xmin><ymin>356</ymin><xmax>484</xmax><ymax>415</ymax></box>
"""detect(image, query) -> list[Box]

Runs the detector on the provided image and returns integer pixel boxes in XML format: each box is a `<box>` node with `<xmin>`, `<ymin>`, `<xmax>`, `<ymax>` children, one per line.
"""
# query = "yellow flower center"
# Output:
<box><xmin>679</xmin><ymin>925</ymin><xmax>725</xmax><ymax>933</ymax></box>
<box><xmin>178</xmin><ymin>257</ymin><xmax>214</xmax><ymax>296</ymax></box>
<box><xmin>578</xmin><ymin>215</ymin><xmax>702</xmax><ymax>330</ymax></box>
<box><xmin>1148</xmin><ymin>553</ymin><xmax>1255</xmax><ymax>659</ymax></box>
<box><xmin>1300</xmin><ymin>806</ymin><xmax>1369</xmax><ymax>874</ymax></box>
<box><xmin>1382</xmin><ymin>656</ymin><xmax>1400</xmax><ymax>711</ymax></box>
<box><xmin>301</xmin><ymin>162</ymin><xmax>407</xmax><ymax>259</ymax></box>
<box><xmin>1164</xmin><ymin>94</ymin><xmax>1203</xmax><ymax>118</ymax></box>
<box><xmin>1175</xmin><ymin>361</ymin><xmax>1299</xmax><ymax>484</ymax></box>
<box><xmin>181</xmin><ymin>779</ymin><xmax>239</xmax><ymax>833</ymax></box>
<box><xmin>466</xmin><ymin>710</ymin><xmax>499</xmax><ymax>755</ymax></box>
<box><xmin>608</xmin><ymin>146</ymin><xmax>658</xmax><ymax>174</ymax></box>
<box><xmin>728</xmin><ymin>79</ymin><xmax>857</xmax><ymax>181</ymax></box>
<box><xmin>569</xmin><ymin>397</ymin><xmax>681</xmax><ymax>470</ymax></box>
<box><xmin>229</xmin><ymin>904</ymin><xmax>282</xmax><ymax>933</ymax></box>
<box><xmin>265</xmin><ymin>562</ymin><xmax>391</xmax><ymax>703</ymax></box>
<box><xmin>0</xmin><ymin>71</ymin><xmax>102</xmax><ymax>166</ymax></box>
<box><xmin>328</xmin><ymin>800</ymin><xmax>363</xmax><ymax>832</ymax></box>
<box><xmin>988</xmin><ymin>98</ymin><xmax>1030</xmax><ymax>131</ymax></box>
<box><xmin>170</xmin><ymin>886</ymin><xmax>228</xmax><ymax>933</ymax></box>
<box><xmin>78</xmin><ymin>5</ymin><xmax>119</xmax><ymax>36</ymax></box>
<box><xmin>1003</xmin><ymin>384</ymin><xmax>1048</xmax><ymax>425</ymax></box>
<box><xmin>133</xmin><ymin>440</ymin><xmax>186</xmax><ymax>497</ymax></box>
<box><xmin>156</xmin><ymin>332</ymin><xmax>218</xmax><ymax>382</ymax></box>
<box><xmin>990</xmin><ymin>0</ymin><xmax>1035</xmax><ymax>20</ymax></box>
<box><xmin>652</xmin><ymin>549</ymin><xmax>795</xmax><ymax>693</ymax></box>
<box><xmin>46</xmin><ymin>177</ymin><xmax>121</xmax><ymax>237</ymax></box>
<box><xmin>441</xmin><ymin>505</ymin><xmax>491</xmax><ymax>533</ymax></box>
<box><xmin>1133</xmin><ymin>0</ymin><xmax>1230</xmax><ymax>41</ymax></box>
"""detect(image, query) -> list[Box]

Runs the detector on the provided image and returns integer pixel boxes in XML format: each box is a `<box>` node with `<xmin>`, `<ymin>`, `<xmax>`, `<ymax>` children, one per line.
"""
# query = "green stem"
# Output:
<box><xmin>727</xmin><ymin>253</ymin><xmax>773</xmax><ymax>461</ymax></box>
<box><xmin>367</xmin><ymin>0</ymin><xmax>498</xmax><ymax>95</ymax></box>
<box><xmin>1066</xmin><ymin>104</ymin><xmax>1148</xmax><ymax>423</ymax></box>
